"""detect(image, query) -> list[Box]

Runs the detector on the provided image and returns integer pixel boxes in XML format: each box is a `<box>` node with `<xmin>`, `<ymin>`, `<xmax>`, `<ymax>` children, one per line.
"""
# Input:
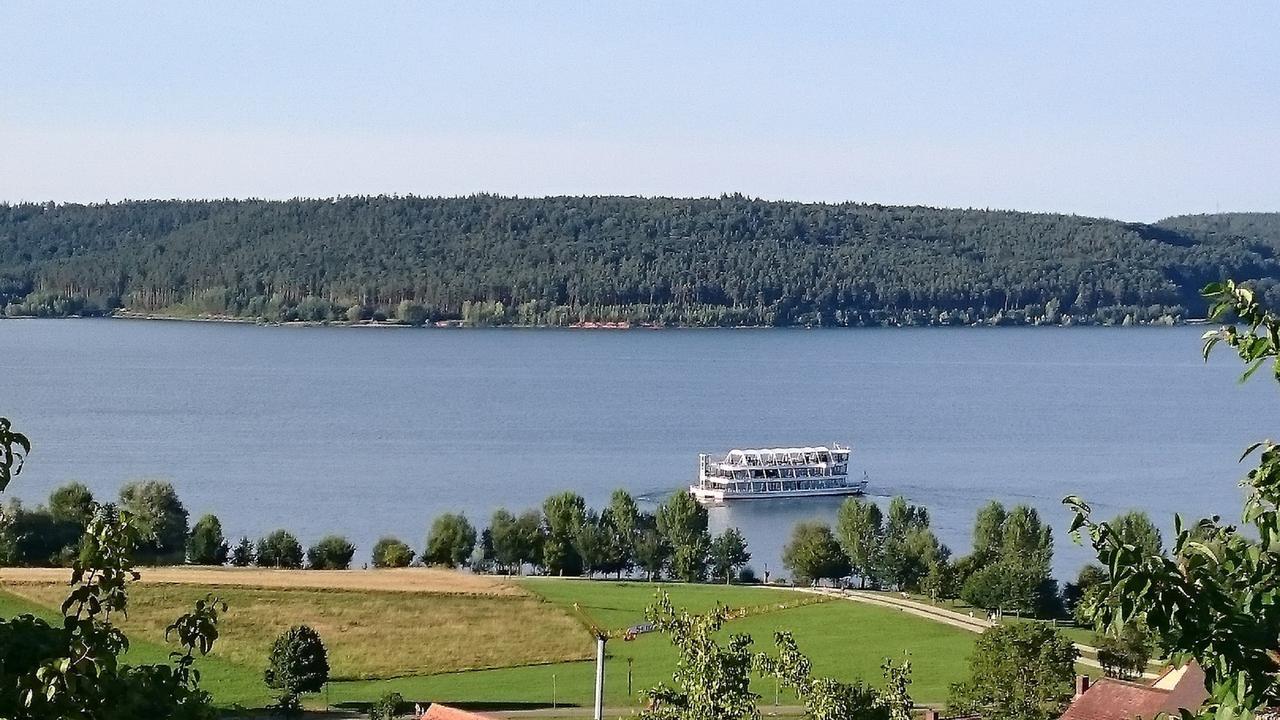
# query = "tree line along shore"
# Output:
<box><xmin>0</xmin><ymin>475</ymin><xmax>1168</xmax><ymax>702</ymax></box>
<box><xmin>2</xmin><ymin>197</ymin><xmax>1279</xmax><ymax>327</ymax></box>
<box><xmin>1</xmin><ymin>476</ymin><xmax>1152</xmax><ymax>630</ymax></box>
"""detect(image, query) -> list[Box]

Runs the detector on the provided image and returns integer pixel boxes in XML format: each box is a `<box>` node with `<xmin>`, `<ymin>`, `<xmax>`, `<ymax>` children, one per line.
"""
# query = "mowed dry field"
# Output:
<box><xmin>0</xmin><ymin>567</ymin><xmax>592</xmax><ymax>680</ymax></box>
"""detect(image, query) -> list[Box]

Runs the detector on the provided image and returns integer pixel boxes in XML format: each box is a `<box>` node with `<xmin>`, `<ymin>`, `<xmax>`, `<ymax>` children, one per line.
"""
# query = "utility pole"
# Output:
<box><xmin>571</xmin><ymin>603</ymin><xmax>613</xmax><ymax>720</ymax></box>
<box><xmin>594</xmin><ymin>635</ymin><xmax>607</xmax><ymax>720</ymax></box>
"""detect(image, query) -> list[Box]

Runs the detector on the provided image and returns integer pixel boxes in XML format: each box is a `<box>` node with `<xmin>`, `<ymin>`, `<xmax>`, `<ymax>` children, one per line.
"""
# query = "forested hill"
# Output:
<box><xmin>1</xmin><ymin>197</ymin><xmax>1278</xmax><ymax>327</ymax></box>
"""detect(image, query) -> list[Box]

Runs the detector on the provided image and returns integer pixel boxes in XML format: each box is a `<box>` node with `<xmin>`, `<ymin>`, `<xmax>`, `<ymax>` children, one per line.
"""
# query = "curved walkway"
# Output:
<box><xmin>791</xmin><ymin>587</ymin><xmax>1156</xmax><ymax>679</ymax></box>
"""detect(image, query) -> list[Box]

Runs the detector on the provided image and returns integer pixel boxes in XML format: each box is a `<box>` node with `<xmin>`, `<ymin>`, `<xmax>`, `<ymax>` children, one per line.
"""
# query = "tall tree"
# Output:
<box><xmin>187</xmin><ymin>513</ymin><xmax>229</xmax><ymax>565</ymax></box>
<box><xmin>370</xmin><ymin>536</ymin><xmax>414</xmax><ymax>568</ymax></box>
<box><xmin>572</xmin><ymin>511</ymin><xmax>611</xmax><ymax>577</ymax></box>
<box><xmin>656</xmin><ymin>491</ymin><xmax>711</xmax><ymax>582</ymax></box>
<box><xmin>607</xmin><ymin>489</ymin><xmax>640</xmax><ymax>571</ymax></box>
<box><xmin>48</xmin><ymin>481</ymin><xmax>94</xmax><ymax>525</ymax></box>
<box><xmin>489</xmin><ymin>509</ymin><xmax>525</xmax><ymax>573</ymax></box>
<box><xmin>635</xmin><ymin>514</ymin><xmax>670</xmax><ymax>581</ymax></box>
<box><xmin>256</xmin><ymin>529</ymin><xmax>304</xmax><ymax>568</ymax></box>
<box><xmin>709</xmin><ymin>528</ymin><xmax>751</xmax><ymax>584</ymax></box>
<box><xmin>514</xmin><ymin>508</ymin><xmax>545</xmax><ymax>570</ymax></box>
<box><xmin>423</xmin><ymin>513</ymin><xmax>477</xmax><ymax>568</ymax></box>
<box><xmin>45</xmin><ymin>482</ymin><xmax>96</xmax><ymax>564</ymax></box>
<box><xmin>999</xmin><ymin>505</ymin><xmax>1053</xmax><ymax>573</ymax></box>
<box><xmin>835</xmin><ymin>497</ymin><xmax>884</xmax><ymax>587</ymax></box>
<box><xmin>947</xmin><ymin>623</ymin><xmax>1078</xmax><ymax>720</ymax></box>
<box><xmin>230</xmin><ymin>536</ymin><xmax>255</xmax><ymax>567</ymax></box>
<box><xmin>1109</xmin><ymin>510</ymin><xmax>1163</xmax><ymax>557</ymax></box>
<box><xmin>306</xmin><ymin>535</ymin><xmax>356</xmax><ymax>570</ymax></box>
<box><xmin>119</xmin><ymin>479</ymin><xmax>189</xmax><ymax>564</ymax></box>
<box><xmin>880</xmin><ymin>496</ymin><xmax>932</xmax><ymax>589</ymax></box>
<box><xmin>783</xmin><ymin>521</ymin><xmax>850</xmax><ymax>586</ymax></box>
<box><xmin>970</xmin><ymin>500</ymin><xmax>1007</xmax><ymax>562</ymax></box>
<box><xmin>542</xmin><ymin>491</ymin><xmax>587</xmax><ymax>576</ymax></box>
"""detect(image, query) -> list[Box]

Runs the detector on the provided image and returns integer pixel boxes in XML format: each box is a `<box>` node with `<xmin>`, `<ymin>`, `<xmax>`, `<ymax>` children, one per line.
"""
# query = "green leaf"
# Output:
<box><xmin>1239</xmin><ymin>357</ymin><xmax>1266</xmax><ymax>384</ymax></box>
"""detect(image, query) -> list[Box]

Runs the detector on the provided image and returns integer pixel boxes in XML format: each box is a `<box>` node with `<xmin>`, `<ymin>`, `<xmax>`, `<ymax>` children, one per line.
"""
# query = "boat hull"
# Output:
<box><xmin>689</xmin><ymin>479</ymin><xmax>868</xmax><ymax>503</ymax></box>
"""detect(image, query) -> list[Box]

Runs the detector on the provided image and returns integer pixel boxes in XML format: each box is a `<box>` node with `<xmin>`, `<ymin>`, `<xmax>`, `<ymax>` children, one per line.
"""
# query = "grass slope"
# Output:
<box><xmin>4</xmin><ymin>581</ymin><xmax>588</xmax><ymax>680</ymax></box>
<box><xmin>0</xmin><ymin>589</ymin><xmax>266</xmax><ymax>707</ymax></box>
<box><xmin>2</xmin><ymin>575</ymin><xmax>976</xmax><ymax>709</ymax></box>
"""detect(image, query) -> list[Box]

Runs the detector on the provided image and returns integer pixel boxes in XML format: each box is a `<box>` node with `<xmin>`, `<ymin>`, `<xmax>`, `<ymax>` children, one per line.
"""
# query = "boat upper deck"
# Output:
<box><xmin>714</xmin><ymin>445</ymin><xmax>849</xmax><ymax>468</ymax></box>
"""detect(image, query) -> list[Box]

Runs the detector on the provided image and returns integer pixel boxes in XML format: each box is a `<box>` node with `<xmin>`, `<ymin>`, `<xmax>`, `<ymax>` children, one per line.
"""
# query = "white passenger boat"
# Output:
<box><xmin>689</xmin><ymin>444</ymin><xmax>868</xmax><ymax>502</ymax></box>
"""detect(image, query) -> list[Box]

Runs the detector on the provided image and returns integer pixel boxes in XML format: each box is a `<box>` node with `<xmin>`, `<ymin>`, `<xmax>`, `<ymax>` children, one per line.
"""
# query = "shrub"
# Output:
<box><xmin>371</xmin><ymin>536</ymin><xmax>414</xmax><ymax>568</ymax></box>
<box><xmin>188</xmin><ymin>514</ymin><xmax>230</xmax><ymax>565</ymax></box>
<box><xmin>369</xmin><ymin>691</ymin><xmax>403</xmax><ymax>720</ymax></box>
<box><xmin>307</xmin><ymin>535</ymin><xmax>356</xmax><ymax>570</ymax></box>
<box><xmin>256</xmin><ymin>530</ymin><xmax>304</xmax><ymax>569</ymax></box>
<box><xmin>1094</xmin><ymin>623</ymin><xmax>1153</xmax><ymax>680</ymax></box>
<box><xmin>264</xmin><ymin>625</ymin><xmax>330</xmax><ymax>709</ymax></box>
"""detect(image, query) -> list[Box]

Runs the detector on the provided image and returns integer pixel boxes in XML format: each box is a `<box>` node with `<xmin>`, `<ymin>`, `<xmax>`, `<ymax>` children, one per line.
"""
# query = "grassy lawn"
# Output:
<box><xmin>518</xmin><ymin>579</ymin><xmax>803</xmax><ymax>631</ymax></box>
<box><xmin>0</xmin><ymin>589</ymin><xmax>267</xmax><ymax>707</ymax></box>
<box><xmin>4</xmin><ymin>580</ymin><xmax>588</xmax><ymax>680</ymax></box>
<box><xmin>2</xmin><ymin>575</ymin><xmax>977</xmax><ymax>710</ymax></box>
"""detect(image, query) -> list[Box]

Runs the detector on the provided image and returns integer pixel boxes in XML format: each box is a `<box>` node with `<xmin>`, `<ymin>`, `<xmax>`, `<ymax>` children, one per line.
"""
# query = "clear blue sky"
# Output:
<box><xmin>2</xmin><ymin>2</ymin><xmax>1276</xmax><ymax>220</ymax></box>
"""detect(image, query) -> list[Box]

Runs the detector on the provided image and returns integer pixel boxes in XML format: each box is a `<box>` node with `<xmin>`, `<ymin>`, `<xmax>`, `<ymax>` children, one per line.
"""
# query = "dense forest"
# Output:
<box><xmin>1</xmin><ymin>197</ymin><xmax>1278</xmax><ymax>327</ymax></box>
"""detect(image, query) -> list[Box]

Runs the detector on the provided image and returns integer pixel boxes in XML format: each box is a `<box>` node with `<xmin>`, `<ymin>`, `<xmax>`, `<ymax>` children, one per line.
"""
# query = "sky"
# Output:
<box><xmin>1</xmin><ymin>2</ymin><xmax>1277</xmax><ymax>221</ymax></box>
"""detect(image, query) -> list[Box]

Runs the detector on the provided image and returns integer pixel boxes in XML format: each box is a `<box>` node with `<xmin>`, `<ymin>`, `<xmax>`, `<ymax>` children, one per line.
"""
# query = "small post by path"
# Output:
<box><xmin>552</xmin><ymin>673</ymin><xmax>557</xmax><ymax>709</ymax></box>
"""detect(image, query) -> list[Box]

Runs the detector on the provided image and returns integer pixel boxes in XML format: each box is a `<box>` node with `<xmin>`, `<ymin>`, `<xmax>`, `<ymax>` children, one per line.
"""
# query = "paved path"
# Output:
<box><xmin>791</xmin><ymin>587</ymin><xmax>1157</xmax><ymax>679</ymax></box>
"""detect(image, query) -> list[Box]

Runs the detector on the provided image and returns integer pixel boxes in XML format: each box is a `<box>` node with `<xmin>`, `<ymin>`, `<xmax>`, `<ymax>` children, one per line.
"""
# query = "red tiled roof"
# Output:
<box><xmin>1060</xmin><ymin>664</ymin><xmax>1207</xmax><ymax>720</ymax></box>
<box><xmin>421</xmin><ymin>704</ymin><xmax>494</xmax><ymax>720</ymax></box>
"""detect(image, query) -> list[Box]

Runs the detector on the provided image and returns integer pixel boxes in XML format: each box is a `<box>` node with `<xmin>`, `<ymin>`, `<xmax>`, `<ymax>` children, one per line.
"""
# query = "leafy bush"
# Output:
<box><xmin>256</xmin><ymin>530</ymin><xmax>304</xmax><ymax>569</ymax></box>
<box><xmin>264</xmin><ymin>625</ymin><xmax>330</xmax><ymax>709</ymax></box>
<box><xmin>369</xmin><ymin>691</ymin><xmax>403</xmax><ymax>720</ymax></box>
<box><xmin>1094</xmin><ymin>623</ymin><xmax>1153</xmax><ymax>680</ymax></box>
<box><xmin>371</xmin><ymin>536</ymin><xmax>414</xmax><ymax>568</ymax></box>
<box><xmin>307</xmin><ymin>535</ymin><xmax>356</xmax><ymax>570</ymax></box>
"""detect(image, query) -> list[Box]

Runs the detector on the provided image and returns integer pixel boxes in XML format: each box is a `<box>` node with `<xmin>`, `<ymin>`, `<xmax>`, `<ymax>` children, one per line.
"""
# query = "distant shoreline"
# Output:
<box><xmin>2</xmin><ymin>311</ymin><xmax>1210</xmax><ymax>329</ymax></box>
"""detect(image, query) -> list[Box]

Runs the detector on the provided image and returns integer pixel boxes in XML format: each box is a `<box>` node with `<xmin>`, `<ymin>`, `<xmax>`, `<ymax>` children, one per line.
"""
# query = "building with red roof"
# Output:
<box><xmin>1060</xmin><ymin>663</ymin><xmax>1207</xmax><ymax>720</ymax></box>
<box><xmin>419</xmin><ymin>703</ymin><xmax>495</xmax><ymax>720</ymax></box>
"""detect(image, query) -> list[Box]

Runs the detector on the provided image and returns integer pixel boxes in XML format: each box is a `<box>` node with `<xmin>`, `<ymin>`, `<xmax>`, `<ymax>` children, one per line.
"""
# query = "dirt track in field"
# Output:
<box><xmin>0</xmin><ymin>566</ymin><xmax>526</xmax><ymax>596</ymax></box>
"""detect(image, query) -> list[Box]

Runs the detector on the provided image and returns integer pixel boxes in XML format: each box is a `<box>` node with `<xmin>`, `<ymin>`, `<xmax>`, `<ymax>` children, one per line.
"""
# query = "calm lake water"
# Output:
<box><xmin>2</xmin><ymin>319</ymin><xmax>1276</xmax><ymax>581</ymax></box>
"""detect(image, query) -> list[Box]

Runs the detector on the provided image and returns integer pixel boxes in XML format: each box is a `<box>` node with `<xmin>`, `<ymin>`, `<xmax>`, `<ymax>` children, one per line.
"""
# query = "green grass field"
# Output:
<box><xmin>1</xmin><ymin>576</ymin><xmax>976</xmax><ymax>711</ymax></box>
<box><xmin>0</xmin><ymin>589</ymin><xmax>266</xmax><ymax>707</ymax></box>
<box><xmin>6</xmin><ymin>580</ymin><xmax>588</xmax><ymax>680</ymax></box>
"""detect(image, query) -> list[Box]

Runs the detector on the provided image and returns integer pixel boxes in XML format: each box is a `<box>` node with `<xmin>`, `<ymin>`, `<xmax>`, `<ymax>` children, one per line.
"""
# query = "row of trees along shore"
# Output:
<box><xmin>2</xmin><ymin>199</ymin><xmax>1279</xmax><ymax>326</ymax></box>
<box><xmin>1</xmin><ymin>473</ymin><xmax>1159</xmax><ymax>618</ymax></box>
<box><xmin>0</xmin><ymin>483</ymin><xmax>753</xmax><ymax>582</ymax></box>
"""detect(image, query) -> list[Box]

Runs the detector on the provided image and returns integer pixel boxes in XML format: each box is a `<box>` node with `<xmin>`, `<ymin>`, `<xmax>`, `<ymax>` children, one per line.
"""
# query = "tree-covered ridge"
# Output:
<box><xmin>2</xmin><ymin>197</ymin><xmax>1279</xmax><ymax>327</ymax></box>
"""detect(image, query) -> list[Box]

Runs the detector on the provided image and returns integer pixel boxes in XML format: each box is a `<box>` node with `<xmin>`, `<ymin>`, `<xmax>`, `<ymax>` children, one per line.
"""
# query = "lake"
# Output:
<box><xmin>2</xmin><ymin>319</ymin><xmax>1275</xmax><ymax>581</ymax></box>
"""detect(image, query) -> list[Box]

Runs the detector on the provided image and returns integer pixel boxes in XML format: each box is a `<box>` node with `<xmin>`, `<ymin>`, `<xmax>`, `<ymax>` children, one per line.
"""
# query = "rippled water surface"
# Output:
<box><xmin>4</xmin><ymin>319</ymin><xmax>1275</xmax><ymax>579</ymax></box>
